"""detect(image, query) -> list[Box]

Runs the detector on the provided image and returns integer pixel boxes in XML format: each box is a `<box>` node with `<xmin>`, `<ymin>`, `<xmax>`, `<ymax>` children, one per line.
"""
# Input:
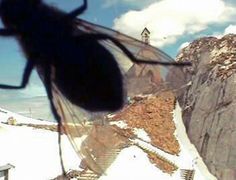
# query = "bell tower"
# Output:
<box><xmin>141</xmin><ymin>27</ymin><xmax>150</xmax><ymax>44</ymax></box>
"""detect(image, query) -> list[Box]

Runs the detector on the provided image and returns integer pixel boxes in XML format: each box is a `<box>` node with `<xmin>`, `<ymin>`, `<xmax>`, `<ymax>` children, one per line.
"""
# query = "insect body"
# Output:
<box><xmin>0</xmin><ymin>0</ymin><xmax>191</xmax><ymax>176</ymax></box>
<box><xmin>0</xmin><ymin>0</ymin><xmax>189</xmax><ymax>112</ymax></box>
<box><xmin>0</xmin><ymin>0</ymin><xmax>124</xmax><ymax>111</ymax></box>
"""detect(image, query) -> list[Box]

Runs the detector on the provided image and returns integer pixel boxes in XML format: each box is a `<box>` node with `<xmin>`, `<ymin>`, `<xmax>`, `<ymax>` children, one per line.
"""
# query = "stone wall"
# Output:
<box><xmin>176</xmin><ymin>34</ymin><xmax>236</xmax><ymax>179</ymax></box>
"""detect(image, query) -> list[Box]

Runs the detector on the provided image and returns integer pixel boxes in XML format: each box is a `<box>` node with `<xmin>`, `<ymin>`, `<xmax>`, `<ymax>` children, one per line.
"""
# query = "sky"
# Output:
<box><xmin>0</xmin><ymin>0</ymin><xmax>236</xmax><ymax>120</ymax></box>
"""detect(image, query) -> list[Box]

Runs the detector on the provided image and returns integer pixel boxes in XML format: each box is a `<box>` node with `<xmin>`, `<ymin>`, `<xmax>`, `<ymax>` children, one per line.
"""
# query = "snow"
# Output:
<box><xmin>0</xmin><ymin>123</ymin><xmax>80</xmax><ymax>180</ymax></box>
<box><xmin>109</xmin><ymin>120</ymin><xmax>128</xmax><ymax>129</ymax></box>
<box><xmin>99</xmin><ymin>102</ymin><xmax>217</xmax><ymax>180</ymax></box>
<box><xmin>0</xmin><ymin>107</ymin><xmax>55</xmax><ymax>125</ymax></box>
<box><xmin>133</xmin><ymin>128</ymin><xmax>151</xmax><ymax>142</ymax></box>
<box><xmin>172</xmin><ymin>102</ymin><xmax>217</xmax><ymax>180</ymax></box>
<box><xmin>0</xmin><ymin>107</ymin><xmax>81</xmax><ymax>180</ymax></box>
<box><xmin>0</xmin><ymin>103</ymin><xmax>217</xmax><ymax>180</ymax></box>
<box><xmin>100</xmin><ymin>146</ymin><xmax>172</xmax><ymax>180</ymax></box>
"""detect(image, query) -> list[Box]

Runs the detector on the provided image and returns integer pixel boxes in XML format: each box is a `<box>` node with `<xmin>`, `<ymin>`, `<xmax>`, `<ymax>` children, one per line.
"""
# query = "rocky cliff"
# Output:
<box><xmin>176</xmin><ymin>34</ymin><xmax>236</xmax><ymax>180</ymax></box>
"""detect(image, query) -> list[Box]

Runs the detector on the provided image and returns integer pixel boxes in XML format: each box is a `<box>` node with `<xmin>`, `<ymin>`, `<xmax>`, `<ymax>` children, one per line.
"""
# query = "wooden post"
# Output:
<box><xmin>0</xmin><ymin>164</ymin><xmax>15</xmax><ymax>180</ymax></box>
<box><xmin>5</xmin><ymin>170</ymin><xmax>9</xmax><ymax>180</ymax></box>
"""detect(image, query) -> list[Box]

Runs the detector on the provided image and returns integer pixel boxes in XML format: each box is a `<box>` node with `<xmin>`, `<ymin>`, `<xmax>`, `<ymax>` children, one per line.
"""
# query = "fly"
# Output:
<box><xmin>0</xmin><ymin>0</ymin><xmax>191</xmax><ymax>177</ymax></box>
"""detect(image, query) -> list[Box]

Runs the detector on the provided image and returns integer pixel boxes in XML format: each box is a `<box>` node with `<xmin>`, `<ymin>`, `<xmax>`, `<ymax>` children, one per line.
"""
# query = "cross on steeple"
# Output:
<box><xmin>141</xmin><ymin>27</ymin><xmax>150</xmax><ymax>44</ymax></box>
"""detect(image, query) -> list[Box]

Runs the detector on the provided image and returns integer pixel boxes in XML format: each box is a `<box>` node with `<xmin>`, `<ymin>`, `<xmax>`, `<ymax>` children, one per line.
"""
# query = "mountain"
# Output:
<box><xmin>0</xmin><ymin>31</ymin><xmax>225</xmax><ymax>179</ymax></box>
<box><xmin>0</xmin><ymin>94</ymin><xmax>216</xmax><ymax>180</ymax></box>
<box><xmin>175</xmin><ymin>34</ymin><xmax>236</xmax><ymax>180</ymax></box>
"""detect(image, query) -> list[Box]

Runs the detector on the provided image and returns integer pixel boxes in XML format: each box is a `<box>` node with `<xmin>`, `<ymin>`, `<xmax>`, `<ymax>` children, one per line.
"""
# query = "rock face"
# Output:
<box><xmin>176</xmin><ymin>34</ymin><xmax>236</xmax><ymax>180</ymax></box>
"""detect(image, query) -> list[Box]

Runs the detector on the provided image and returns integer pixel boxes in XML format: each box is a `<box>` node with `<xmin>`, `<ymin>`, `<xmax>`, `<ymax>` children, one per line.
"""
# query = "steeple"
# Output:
<box><xmin>141</xmin><ymin>27</ymin><xmax>150</xmax><ymax>44</ymax></box>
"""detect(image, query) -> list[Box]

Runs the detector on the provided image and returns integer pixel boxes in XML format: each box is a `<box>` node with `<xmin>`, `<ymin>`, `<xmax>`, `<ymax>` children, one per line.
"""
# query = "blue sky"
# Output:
<box><xmin>0</xmin><ymin>0</ymin><xmax>236</xmax><ymax>120</ymax></box>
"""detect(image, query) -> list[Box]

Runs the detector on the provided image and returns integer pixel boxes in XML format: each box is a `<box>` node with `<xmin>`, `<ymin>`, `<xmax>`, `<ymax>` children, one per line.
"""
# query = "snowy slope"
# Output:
<box><xmin>98</xmin><ymin>102</ymin><xmax>217</xmax><ymax>180</ymax></box>
<box><xmin>0</xmin><ymin>105</ymin><xmax>217</xmax><ymax>180</ymax></box>
<box><xmin>0</xmin><ymin>108</ymin><xmax>80</xmax><ymax>180</ymax></box>
<box><xmin>0</xmin><ymin>107</ymin><xmax>55</xmax><ymax>125</ymax></box>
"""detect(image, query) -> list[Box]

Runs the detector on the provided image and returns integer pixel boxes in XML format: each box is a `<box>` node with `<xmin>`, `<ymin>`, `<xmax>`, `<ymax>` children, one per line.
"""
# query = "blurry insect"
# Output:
<box><xmin>0</xmin><ymin>0</ymin><xmax>191</xmax><ymax>177</ymax></box>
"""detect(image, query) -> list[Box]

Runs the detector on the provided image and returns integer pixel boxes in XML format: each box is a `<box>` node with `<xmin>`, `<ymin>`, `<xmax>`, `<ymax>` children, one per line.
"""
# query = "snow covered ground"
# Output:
<box><xmin>0</xmin><ymin>103</ymin><xmax>217</xmax><ymax>180</ymax></box>
<box><xmin>0</xmin><ymin>121</ymin><xmax>79</xmax><ymax>180</ymax></box>
<box><xmin>0</xmin><ymin>107</ymin><xmax>55</xmax><ymax>125</ymax></box>
<box><xmin>98</xmin><ymin>102</ymin><xmax>217</xmax><ymax>180</ymax></box>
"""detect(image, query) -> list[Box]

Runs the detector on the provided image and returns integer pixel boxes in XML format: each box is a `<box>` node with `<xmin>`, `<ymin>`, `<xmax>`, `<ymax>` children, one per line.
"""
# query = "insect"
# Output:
<box><xmin>0</xmin><ymin>0</ymin><xmax>191</xmax><ymax>177</ymax></box>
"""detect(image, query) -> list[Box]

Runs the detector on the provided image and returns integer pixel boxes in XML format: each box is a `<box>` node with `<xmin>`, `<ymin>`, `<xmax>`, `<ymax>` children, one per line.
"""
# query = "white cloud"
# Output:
<box><xmin>178</xmin><ymin>42</ymin><xmax>190</xmax><ymax>50</ymax></box>
<box><xmin>210</xmin><ymin>24</ymin><xmax>236</xmax><ymax>38</ymax></box>
<box><xmin>224</xmin><ymin>24</ymin><xmax>236</xmax><ymax>34</ymax></box>
<box><xmin>113</xmin><ymin>0</ymin><xmax>236</xmax><ymax>47</ymax></box>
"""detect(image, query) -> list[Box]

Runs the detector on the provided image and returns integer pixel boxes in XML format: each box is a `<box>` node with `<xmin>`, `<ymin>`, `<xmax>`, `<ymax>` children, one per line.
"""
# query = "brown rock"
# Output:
<box><xmin>176</xmin><ymin>34</ymin><xmax>236</xmax><ymax>180</ymax></box>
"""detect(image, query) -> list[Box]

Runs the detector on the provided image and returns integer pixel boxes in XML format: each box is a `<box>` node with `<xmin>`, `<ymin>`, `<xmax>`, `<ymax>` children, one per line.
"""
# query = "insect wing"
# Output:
<box><xmin>51</xmin><ymin>83</ymin><xmax>102</xmax><ymax>175</ymax></box>
<box><xmin>36</xmin><ymin>19</ymin><xmax>191</xmax><ymax>177</ymax></box>
<box><xmin>75</xmin><ymin>18</ymin><xmax>190</xmax><ymax>96</ymax></box>
<box><xmin>75</xmin><ymin>18</ymin><xmax>175</xmax><ymax>62</ymax></box>
<box><xmin>36</xmin><ymin>65</ymin><xmax>130</xmax><ymax>176</ymax></box>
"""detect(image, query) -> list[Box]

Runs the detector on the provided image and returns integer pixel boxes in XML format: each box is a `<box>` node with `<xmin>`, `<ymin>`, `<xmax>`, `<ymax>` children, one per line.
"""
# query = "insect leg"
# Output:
<box><xmin>67</xmin><ymin>0</ymin><xmax>87</xmax><ymax>19</ymax></box>
<box><xmin>0</xmin><ymin>29</ymin><xmax>16</xmax><ymax>36</ymax></box>
<box><xmin>0</xmin><ymin>61</ymin><xmax>34</xmax><ymax>89</ymax></box>
<box><xmin>77</xmin><ymin>34</ymin><xmax>191</xmax><ymax>66</ymax></box>
<box><xmin>43</xmin><ymin>65</ymin><xmax>66</xmax><ymax>177</ymax></box>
